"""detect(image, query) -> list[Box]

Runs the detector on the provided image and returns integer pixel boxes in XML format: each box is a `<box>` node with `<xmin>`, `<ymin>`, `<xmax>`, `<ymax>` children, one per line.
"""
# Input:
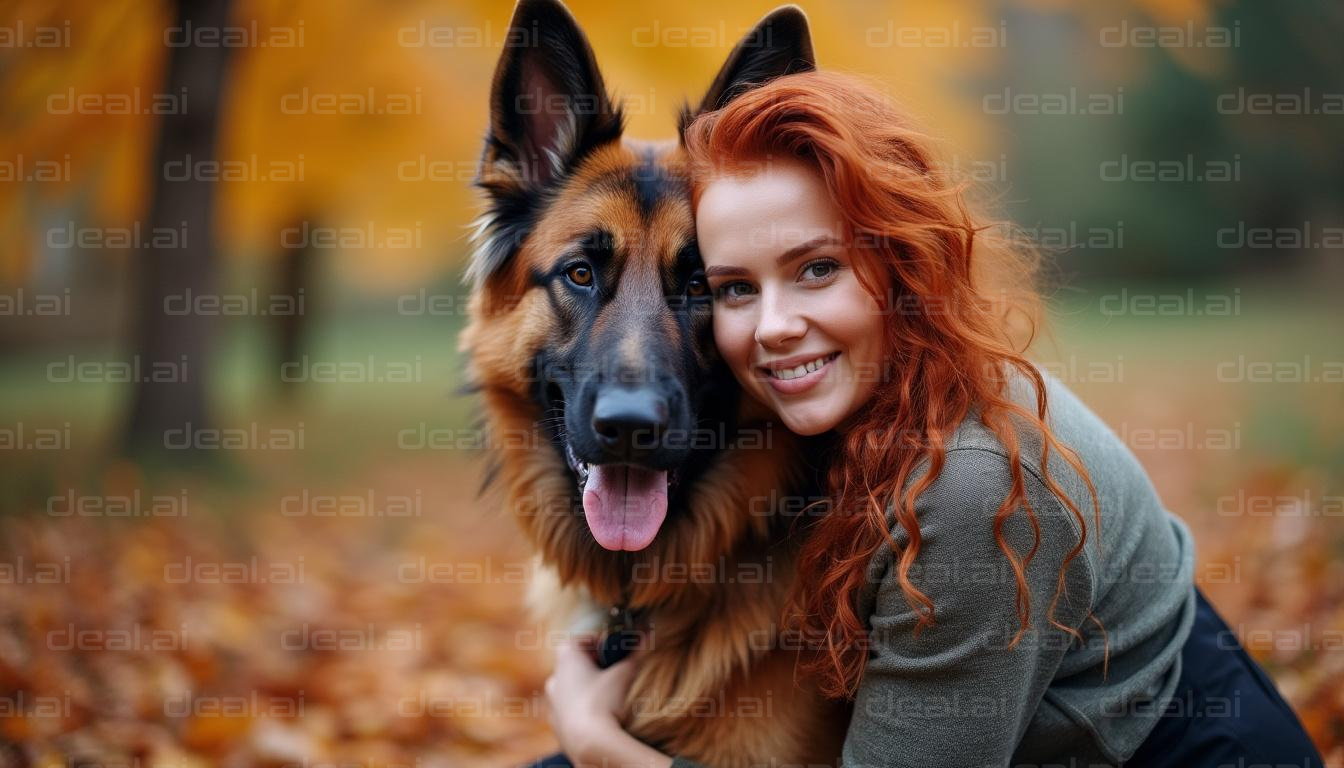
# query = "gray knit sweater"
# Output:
<box><xmin>669</xmin><ymin>368</ymin><xmax>1198</xmax><ymax>767</ymax></box>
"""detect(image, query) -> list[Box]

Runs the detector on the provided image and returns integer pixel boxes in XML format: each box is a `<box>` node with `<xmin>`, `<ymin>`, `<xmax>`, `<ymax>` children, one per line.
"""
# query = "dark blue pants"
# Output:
<box><xmin>525</xmin><ymin>586</ymin><xmax>1326</xmax><ymax>768</ymax></box>
<box><xmin>1124</xmin><ymin>585</ymin><xmax>1325</xmax><ymax>767</ymax></box>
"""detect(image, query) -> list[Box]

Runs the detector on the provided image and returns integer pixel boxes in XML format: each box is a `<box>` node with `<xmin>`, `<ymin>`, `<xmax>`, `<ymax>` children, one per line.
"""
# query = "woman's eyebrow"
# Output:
<box><xmin>704</xmin><ymin>234</ymin><xmax>843</xmax><ymax>279</ymax></box>
<box><xmin>775</xmin><ymin>234</ymin><xmax>843</xmax><ymax>267</ymax></box>
<box><xmin>705</xmin><ymin>264</ymin><xmax>747</xmax><ymax>278</ymax></box>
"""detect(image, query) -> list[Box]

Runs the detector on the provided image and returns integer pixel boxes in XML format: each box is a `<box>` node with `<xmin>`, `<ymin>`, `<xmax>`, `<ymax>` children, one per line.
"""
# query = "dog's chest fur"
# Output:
<box><xmin>529</xmin><ymin>540</ymin><xmax>853</xmax><ymax>766</ymax></box>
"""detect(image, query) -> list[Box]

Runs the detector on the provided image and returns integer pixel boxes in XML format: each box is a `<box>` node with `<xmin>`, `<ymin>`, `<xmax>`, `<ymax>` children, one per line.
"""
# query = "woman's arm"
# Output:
<box><xmin>840</xmin><ymin>448</ymin><xmax>1096</xmax><ymax>766</ymax></box>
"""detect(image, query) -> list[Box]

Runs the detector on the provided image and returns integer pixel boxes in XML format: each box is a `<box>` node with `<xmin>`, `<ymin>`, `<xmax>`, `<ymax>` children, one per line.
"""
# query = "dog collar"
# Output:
<box><xmin>597</xmin><ymin>600</ymin><xmax>647</xmax><ymax>668</ymax></box>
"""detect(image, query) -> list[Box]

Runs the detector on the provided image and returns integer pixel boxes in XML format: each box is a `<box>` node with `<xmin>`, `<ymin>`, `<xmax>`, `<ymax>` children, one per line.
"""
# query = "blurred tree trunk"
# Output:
<box><xmin>123</xmin><ymin>0</ymin><xmax>233</xmax><ymax>458</ymax></box>
<box><xmin>275</xmin><ymin>218</ymin><xmax>315</xmax><ymax>398</ymax></box>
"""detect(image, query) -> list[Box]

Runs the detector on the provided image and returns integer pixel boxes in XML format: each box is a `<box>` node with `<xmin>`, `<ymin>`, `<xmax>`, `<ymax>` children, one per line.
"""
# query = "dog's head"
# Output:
<box><xmin>460</xmin><ymin>0</ymin><xmax>814</xmax><ymax>588</ymax></box>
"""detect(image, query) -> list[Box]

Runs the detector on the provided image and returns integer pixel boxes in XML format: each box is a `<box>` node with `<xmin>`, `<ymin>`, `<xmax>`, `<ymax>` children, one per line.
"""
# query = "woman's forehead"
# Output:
<box><xmin>695</xmin><ymin>161</ymin><xmax>845</xmax><ymax>260</ymax></box>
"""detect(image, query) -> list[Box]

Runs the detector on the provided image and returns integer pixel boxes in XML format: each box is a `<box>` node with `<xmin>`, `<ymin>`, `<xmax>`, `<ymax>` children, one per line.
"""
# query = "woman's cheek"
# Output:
<box><xmin>713</xmin><ymin>313</ymin><xmax>754</xmax><ymax>386</ymax></box>
<box><xmin>831</xmin><ymin>282</ymin><xmax>883</xmax><ymax>344</ymax></box>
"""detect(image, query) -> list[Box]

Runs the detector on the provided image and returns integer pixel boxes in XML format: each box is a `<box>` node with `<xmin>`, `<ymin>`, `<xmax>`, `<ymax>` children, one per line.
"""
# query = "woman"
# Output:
<box><xmin>542</xmin><ymin>71</ymin><xmax>1325</xmax><ymax>767</ymax></box>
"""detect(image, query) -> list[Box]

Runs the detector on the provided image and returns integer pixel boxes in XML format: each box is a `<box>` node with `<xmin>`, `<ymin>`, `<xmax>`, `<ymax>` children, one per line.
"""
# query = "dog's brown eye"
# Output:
<box><xmin>566</xmin><ymin>264</ymin><xmax>593</xmax><ymax>287</ymax></box>
<box><xmin>687</xmin><ymin>278</ymin><xmax>708</xmax><ymax>297</ymax></box>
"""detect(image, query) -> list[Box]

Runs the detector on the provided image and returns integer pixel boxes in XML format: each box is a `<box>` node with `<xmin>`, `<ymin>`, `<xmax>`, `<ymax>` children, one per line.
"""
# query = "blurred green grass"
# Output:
<box><xmin>2</xmin><ymin>278</ymin><xmax>1341</xmax><ymax>505</ymax></box>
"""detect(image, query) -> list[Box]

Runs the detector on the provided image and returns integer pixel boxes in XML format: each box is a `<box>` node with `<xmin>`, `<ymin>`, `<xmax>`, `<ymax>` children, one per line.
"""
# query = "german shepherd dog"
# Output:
<box><xmin>458</xmin><ymin>1</ymin><xmax>852</xmax><ymax>764</ymax></box>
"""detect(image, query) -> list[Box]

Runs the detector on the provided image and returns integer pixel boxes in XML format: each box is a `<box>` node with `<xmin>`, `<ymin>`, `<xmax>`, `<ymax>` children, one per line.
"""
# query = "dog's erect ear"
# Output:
<box><xmin>470</xmin><ymin>0</ymin><xmax>623</xmax><ymax>289</ymax></box>
<box><xmin>485</xmin><ymin>0</ymin><xmax>622</xmax><ymax>186</ymax></box>
<box><xmin>679</xmin><ymin>5</ymin><xmax>815</xmax><ymax>136</ymax></box>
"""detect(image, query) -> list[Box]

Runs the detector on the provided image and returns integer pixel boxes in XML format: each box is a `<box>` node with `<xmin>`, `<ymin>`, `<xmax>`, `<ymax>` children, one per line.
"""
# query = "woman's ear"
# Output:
<box><xmin>678</xmin><ymin>5</ymin><xmax>816</xmax><ymax>138</ymax></box>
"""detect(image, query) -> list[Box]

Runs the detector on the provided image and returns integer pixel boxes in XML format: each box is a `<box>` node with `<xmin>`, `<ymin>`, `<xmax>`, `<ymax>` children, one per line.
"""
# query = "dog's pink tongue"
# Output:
<box><xmin>582</xmin><ymin>464</ymin><xmax>669</xmax><ymax>551</ymax></box>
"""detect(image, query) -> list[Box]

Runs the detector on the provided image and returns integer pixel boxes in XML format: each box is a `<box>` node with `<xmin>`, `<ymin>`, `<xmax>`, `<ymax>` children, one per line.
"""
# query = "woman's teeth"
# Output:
<box><xmin>769</xmin><ymin>352</ymin><xmax>839</xmax><ymax>380</ymax></box>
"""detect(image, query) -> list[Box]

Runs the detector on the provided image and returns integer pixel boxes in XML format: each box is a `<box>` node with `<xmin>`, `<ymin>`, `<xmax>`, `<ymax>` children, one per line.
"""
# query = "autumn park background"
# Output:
<box><xmin>2</xmin><ymin>0</ymin><xmax>1342</xmax><ymax>765</ymax></box>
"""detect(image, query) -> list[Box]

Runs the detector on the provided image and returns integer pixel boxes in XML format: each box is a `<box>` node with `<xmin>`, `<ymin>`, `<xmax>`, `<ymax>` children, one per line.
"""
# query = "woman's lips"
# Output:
<box><xmin>760</xmin><ymin>351</ymin><xmax>840</xmax><ymax>395</ymax></box>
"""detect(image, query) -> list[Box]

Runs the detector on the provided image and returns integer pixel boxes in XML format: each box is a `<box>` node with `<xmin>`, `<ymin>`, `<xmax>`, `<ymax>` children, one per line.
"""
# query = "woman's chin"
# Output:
<box><xmin>779</xmin><ymin>409</ymin><xmax>839</xmax><ymax>437</ymax></box>
<box><xmin>743</xmin><ymin>382</ymin><xmax>848</xmax><ymax>436</ymax></box>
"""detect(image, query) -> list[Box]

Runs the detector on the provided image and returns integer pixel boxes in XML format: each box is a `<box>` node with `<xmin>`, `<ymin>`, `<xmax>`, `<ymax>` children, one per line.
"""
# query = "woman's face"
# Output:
<box><xmin>697</xmin><ymin>156</ymin><xmax>888</xmax><ymax>436</ymax></box>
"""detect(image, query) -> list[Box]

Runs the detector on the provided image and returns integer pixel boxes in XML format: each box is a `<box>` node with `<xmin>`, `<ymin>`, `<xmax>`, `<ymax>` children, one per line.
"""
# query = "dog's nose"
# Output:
<box><xmin>591</xmin><ymin>388</ymin><xmax>669</xmax><ymax>460</ymax></box>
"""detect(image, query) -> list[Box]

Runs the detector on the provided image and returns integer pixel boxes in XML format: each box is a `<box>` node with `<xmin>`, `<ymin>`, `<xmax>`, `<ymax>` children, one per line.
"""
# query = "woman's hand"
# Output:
<box><xmin>544</xmin><ymin>635</ymin><xmax>672</xmax><ymax>767</ymax></box>
<box><xmin>544</xmin><ymin>635</ymin><xmax>637</xmax><ymax>754</ymax></box>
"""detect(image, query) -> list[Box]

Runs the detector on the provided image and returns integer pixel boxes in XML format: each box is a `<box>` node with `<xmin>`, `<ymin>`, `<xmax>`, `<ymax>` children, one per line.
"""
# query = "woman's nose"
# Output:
<box><xmin>753</xmin><ymin>289</ymin><xmax>807</xmax><ymax>348</ymax></box>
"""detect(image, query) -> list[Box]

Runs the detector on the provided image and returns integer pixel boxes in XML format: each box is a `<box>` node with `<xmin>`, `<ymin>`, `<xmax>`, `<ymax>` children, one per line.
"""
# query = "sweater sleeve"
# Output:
<box><xmin>840</xmin><ymin>448</ymin><xmax>1095</xmax><ymax>768</ymax></box>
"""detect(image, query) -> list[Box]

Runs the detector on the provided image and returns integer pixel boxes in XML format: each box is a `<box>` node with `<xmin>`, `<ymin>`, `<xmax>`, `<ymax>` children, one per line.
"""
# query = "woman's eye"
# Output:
<box><xmin>565</xmin><ymin>263</ymin><xmax>594</xmax><ymax>287</ymax></box>
<box><xmin>714</xmin><ymin>282</ymin><xmax>754</xmax><ymax>301</ymax></box>
<box><xmin>802</xmin><ymin>259</ymin><xmax>838</xmax><ymax>281</ymax></box>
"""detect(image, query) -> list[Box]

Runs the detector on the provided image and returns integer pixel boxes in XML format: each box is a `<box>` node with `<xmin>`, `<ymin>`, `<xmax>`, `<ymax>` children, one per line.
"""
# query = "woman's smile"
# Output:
<box><xmin>759</xmin><ymin>350</ymin><xmax>840</xmax><ymax>394</ymax></box>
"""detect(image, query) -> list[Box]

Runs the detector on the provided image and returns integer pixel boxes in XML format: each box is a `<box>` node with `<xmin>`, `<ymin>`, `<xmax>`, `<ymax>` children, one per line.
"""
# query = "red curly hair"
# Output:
<box><xmin>683</xmin><ymin>70</ymin><xmax>1107</xmax><ymax>700</ymax></box>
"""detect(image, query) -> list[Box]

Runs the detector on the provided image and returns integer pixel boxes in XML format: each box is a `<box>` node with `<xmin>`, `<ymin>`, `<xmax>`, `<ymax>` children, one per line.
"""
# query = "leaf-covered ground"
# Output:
<box><xmin>1</xmin><ymin>459</ymin><xmax>558</xmax><ymax>767</ymax></box>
